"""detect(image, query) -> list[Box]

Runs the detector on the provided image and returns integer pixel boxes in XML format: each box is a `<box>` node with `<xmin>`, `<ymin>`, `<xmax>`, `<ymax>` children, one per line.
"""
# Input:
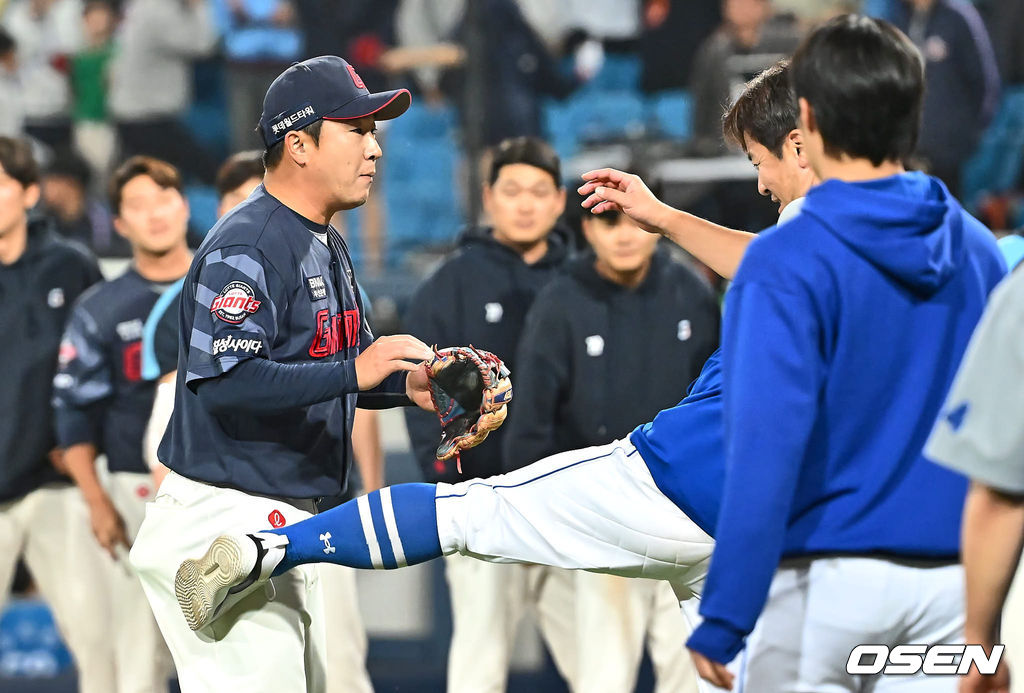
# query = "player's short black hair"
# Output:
<box><xmin>791</xmin><ymin>14</ymin><xmax>924</xmax><ymax>166</ymax></box>
<box><xmin>722</xmin><ymin>60</ymin><xmax>797</xmax><ymax>158</ymax></box>
<box><xmin>110</xmin><ymin>156</ymin><xmax>183</xmax><ymax>213</ymax></box>
<box><xmin>44</xmin><ymin>148</ymin><xmax>92</xmax><ymax>189</ymax></box>
<box><xmin>487</xmin><ymin>136</ymin><xmax>561</xmax><ymax>188</ymax></box>
<box><xmin>262</xmin><ymin>119</ymin><xmax>323</xmax><ymax>170</ymax></box>
<box><xmin>0</xmin><ymin>137</ymin><xmax>39</xmax><ymax>188</ymax></box>
<box><xmin>216</xmin><ymin>151</ymin><xmax>265</xmax><ymax>199</ymax></box>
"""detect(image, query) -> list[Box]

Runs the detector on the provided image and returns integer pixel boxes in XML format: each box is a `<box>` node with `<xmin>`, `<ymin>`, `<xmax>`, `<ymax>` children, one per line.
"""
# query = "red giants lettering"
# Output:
<box><xmin>122</xmin><ymin>341</ymin><xmax>142</xmax><ymax>382</ymax></box>
<box><xmin>309</xmin><ymin>308</ymin><xmax>360</xmax><ymax>358</ymax></box>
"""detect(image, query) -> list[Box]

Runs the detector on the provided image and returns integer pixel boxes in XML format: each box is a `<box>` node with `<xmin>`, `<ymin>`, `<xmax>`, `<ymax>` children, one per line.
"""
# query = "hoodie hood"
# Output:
<box><xmin>802</xmin><ymin>172</ymin><xmax>963</xmax><ymax>296</ymax></box>
<box><xmin>458</xmin><ymin>224</ymin><xmax>570</xmax><ymax>268</ymax></box>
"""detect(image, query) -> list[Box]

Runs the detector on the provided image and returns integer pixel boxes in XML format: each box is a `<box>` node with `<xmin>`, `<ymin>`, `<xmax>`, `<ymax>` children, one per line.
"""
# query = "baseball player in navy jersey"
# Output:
<box><xmin>54</xmin><ymin>155</ymin><xmax>193</xmax><ymax>692</ymax></box>
<box><xmin>127</xmin><ymin>56</ymin><xmax>435</xmax><ymax>692</ymax></box>
<box><xmin>139</xmin><ymin>149</ymin><xmax>377</xmax><ymax>693</ymax></box>
<box><xmin>170</xmin><ymin>59</ymin><xmax>818</xmax><ymax>677</ymax></box>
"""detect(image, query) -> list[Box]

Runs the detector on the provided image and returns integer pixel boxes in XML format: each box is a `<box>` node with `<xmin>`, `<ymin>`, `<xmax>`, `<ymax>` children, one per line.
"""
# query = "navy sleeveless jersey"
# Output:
<box><xmin>160</xmin><ymin>185</ymin><xmax>372</xmax><ymax>499</ymax></box>
<box><xmin>53</xmin><ymin>268</ymin><xmax>168</xmax><ymax>473</ymax></box>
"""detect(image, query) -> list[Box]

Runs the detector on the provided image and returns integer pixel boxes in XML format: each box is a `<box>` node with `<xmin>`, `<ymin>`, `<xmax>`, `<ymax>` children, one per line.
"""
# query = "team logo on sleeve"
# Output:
<box><xmin>210</xmin><ymin>281</ymin><xmax>262</xmax><ymax>324</ymax></box>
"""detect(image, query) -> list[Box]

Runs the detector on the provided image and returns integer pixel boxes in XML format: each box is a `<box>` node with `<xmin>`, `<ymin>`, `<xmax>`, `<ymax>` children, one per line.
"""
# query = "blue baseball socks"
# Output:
<box><xmin>267</xmin><ymin>483</ymin><xmax>442</xmax><ymax>575</ymax></box>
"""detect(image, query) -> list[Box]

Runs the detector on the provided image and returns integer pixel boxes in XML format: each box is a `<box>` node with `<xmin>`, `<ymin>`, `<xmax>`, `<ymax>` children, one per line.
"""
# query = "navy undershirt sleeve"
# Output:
<box><xmin>195</xmin><ymin>357</ymin><xmax>358</xmax><ymax>414</ymax></box>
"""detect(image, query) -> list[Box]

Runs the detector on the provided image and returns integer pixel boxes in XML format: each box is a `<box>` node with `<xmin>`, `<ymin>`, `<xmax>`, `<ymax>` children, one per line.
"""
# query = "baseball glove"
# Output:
<box><xmin>427</xmin><ymin>346</ymin><xmax>512</xmax><ymax>473</ymax></box>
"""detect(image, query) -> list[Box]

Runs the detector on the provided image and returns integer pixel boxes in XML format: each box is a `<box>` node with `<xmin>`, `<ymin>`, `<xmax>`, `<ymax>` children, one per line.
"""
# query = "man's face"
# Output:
<box><xmin>583</xmin><ymin>214</ymin><xmax>659</xmax><ymax>274</ymax></box>
<box><xmin>41</xmin><ymin>174</ymin><xmax>86</xmax><ymax>221</ymax></box>
<box><xmin>484</xmin><ymin>164</ymin><xmax>565</xmax><ymax>247</ymax></box>
<box><xmin>217</xmin><ymin>176</ymin><xmax>262</xmax><ymax>218</ymax></box>
<box><xmin>114</xmin><ymin>174</ymin><xmax>189</xmax><ymax>255</ymax></box>
<box><xmin>744</xmin><ymin>130</ymin><xmax>814</xmax><ymax>215</ymax></box>
<box><xmin>724</xmin><ymin>0</ymin><xmax>768</xmax><ymax>33</ymax></box>
<box><xmin>0</xmin><ymin>164</ymin><xmax>38</xmax><ymax>238</ymax></box>
<box><xmin>307</xmin><ymin>116</ymin><xmax>381</xmax><ymax>210</ymax></box>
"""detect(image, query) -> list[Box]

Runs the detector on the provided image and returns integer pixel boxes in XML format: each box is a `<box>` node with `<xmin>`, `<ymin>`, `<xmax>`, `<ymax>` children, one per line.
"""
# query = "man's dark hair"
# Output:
<box><xmin>45</xmin><ymin>148</ymin><xmax>92</xmax><ymax>189</ymax></box>
<box><xmin>0</xmin><ymin>137</ymin><xmax>39</xmax><ymax>188</ymax></box>
<box><xmin>722</xmin><ymin>60</ymin><xmax>798</xmax><ymax>158</ymax></box>
<box><xmin>216</xmin><ymin>151</ymin><xmax>265</xmax><ymax>199</ymax></box>
<box><xmin>110</xmin><ymin>156</ymin><xmax>182</xmax><ymax>213</ymax></box>
<box><xmin>487</xmin><ymin>136</ymin><xmax>561</xmax><ymax>187</ymax></box>
<box><xmin>262</xmin><ymin>119</ymin><xmax>323</xmax><ymax>170</ymax></box>
<box><xmin>791</xmin><ymin>14</ymin><xmax>924</xmax><ymax>166</ymax></box>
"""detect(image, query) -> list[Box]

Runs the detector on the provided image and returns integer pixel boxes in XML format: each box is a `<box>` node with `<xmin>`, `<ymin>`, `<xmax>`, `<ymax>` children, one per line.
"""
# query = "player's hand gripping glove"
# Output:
<box><xmin>427</xmin><ymin>346</ymin><xmax>512</xmax><ymax>473</ymax></box>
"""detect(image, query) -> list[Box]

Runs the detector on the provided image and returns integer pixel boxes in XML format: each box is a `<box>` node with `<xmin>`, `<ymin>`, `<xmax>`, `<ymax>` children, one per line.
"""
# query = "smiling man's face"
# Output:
<box><xmin>744</xmin><ymin>130</ymin><xmax>811</xmax><ymax>215</ymax></box>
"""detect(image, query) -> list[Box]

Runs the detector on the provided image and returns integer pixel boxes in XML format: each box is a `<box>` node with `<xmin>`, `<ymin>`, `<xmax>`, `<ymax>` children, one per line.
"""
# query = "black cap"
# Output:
<box><xmin>258</xmin><ymin>56</ymin><xmax>411</xmax><ymax>148</ymax></box>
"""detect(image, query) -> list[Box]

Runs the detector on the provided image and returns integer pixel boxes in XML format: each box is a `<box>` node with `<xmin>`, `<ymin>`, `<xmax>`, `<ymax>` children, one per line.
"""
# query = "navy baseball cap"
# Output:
<box><xmin>258</xmin><ymin>56</ymin><xmax>411</xmax><ymax>147</ymax></box>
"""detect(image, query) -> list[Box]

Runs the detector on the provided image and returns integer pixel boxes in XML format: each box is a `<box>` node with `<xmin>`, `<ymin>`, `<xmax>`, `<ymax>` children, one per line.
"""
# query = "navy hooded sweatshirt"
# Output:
<box><xmin>688</xmin><ymin>172</ymin><xmax>1006</xmax><ymax>663</ymax></box>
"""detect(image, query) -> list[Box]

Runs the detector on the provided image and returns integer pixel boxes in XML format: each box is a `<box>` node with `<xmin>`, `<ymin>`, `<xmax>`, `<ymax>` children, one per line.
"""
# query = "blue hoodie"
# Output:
<box><xmin>687</xmin><ymin>172</ymin><xmax>1006</xmax><ymax>663</ymax></box>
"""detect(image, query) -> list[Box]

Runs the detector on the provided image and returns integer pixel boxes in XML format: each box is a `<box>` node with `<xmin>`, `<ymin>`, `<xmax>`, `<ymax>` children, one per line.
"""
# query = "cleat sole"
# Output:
<box><xmin>175</xmin><ymin>536</ymin><xmax>248</xmax><ymax>631</ymax></box>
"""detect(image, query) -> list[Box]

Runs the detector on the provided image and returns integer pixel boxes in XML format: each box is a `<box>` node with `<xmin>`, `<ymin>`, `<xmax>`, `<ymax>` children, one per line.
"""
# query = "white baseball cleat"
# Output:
<box><xmin>175</xmin><ymin>531</ymin><xmax>288</xmax><ymax>631</ymax></box>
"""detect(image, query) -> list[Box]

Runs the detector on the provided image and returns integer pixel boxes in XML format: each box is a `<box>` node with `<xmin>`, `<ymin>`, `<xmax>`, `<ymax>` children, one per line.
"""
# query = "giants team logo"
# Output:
<box><xmin>210</xmin><ymin>281</ymin><xmax>261</xmax><ymax>324</ymax></box>
<box><xmin>268</xmin><ymin>510</ymin><xmax>286</xmax><ymax>528</ymax></box>
<box><xmin>309</xmin><ymin>308</ymin><xmax>360</xmax><ymax>358</ymax></box>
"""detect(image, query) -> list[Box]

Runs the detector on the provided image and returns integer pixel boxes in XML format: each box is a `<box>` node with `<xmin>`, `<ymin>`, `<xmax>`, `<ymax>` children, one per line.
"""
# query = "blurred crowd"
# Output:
<box><xmin>0</xmin><ymin>0</ymin><xmax>1020</xmax><ymax>276</ymax></box>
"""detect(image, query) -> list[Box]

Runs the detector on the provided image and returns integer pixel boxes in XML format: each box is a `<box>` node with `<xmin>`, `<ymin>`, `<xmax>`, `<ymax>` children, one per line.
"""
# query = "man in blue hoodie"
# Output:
<box><xmin>685</xmin><ymin>15</ymin><xmax>1006</xmax><ymax>691</ymax></box>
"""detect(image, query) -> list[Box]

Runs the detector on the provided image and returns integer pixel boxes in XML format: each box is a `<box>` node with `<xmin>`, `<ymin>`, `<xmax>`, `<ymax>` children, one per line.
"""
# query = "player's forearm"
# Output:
<box><xmin>195</xmin><ymin>358</ymin><xmax>357</xmax><ymax>413</ymax></box>
<box><xmin>962</xmin><ymin>481</ymin><xmax>1024</xmax><ymax>646</ymax></box>
<box><xmin>657</xmin><ymin>207</ymin><xmax>755</xmax><ymax>281</ymax></box>
<box><xmin>63</xmin><ymin>442</ymin><xmax>108</xmax><ymax>507</ymax></box>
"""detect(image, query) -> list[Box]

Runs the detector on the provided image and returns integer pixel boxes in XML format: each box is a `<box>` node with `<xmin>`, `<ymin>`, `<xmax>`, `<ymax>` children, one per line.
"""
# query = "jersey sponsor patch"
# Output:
<box><xmin>212</xmin><ymin>334</ymin><xmax>264</xmax><ymax>357</ymax></box>
<box><xmin>268</xmin><ymin>510</ymin><xmax>286</xmax><ymax>528</ymax></box>
<box><xmin>306</xmin><ymin>275</ymin><xmax>328</xmax><ymax>301</ymax></box>
<box><xmin>116</xmin><ymin>318</ymin><xmax>144</xmax><ymax>341</ymax></box>
<box><xmin>210</xmin><ymin>281</ymin><xmax>262</xmax><ymax>324</ymax></box>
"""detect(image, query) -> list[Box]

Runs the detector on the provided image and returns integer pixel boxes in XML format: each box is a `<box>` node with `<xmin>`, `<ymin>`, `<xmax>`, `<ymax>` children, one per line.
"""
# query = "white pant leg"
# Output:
<box><xmin>444</xmin><ymin>553</ymin><xmax>526</xmax><ymax>693</ymax></box>
<box><xmin>742</xmin><ymin>558</ymin><xmax>963</xmax><ymax>693</ymax></box>
<box><xmin>435</xmin><ymin>440</ymin><xmax>713</xmax><ymax>593</ymax></box>
<box><xmin>646</xmin><ymin>579</ymin><xmax>702</xmax><ymax>693</ymax></box>
<box><xmin>574</xmin><ymin>571</ymin><xmax>648</xmax><ymax>692</ymax></box>
<box><xmin>319</xmin><ymin>565</ymin><xmax>374</xmax><ymax>693</ymax></box>
<box><xmin>105</xmin><ymin>471</ymin><xmax>173</xmax><ymax>693</ymax></box>
<box><xmin>129</xmin><ymin>471</ymin><xmax>327</xmax><ymax>693</ymax></box>
<box><xmin>528</xmin><ymin>566</ymin><xmax>578</xmax><ymax>689</ymax></box>
<box><xmin>0</xmin><ymin>493</ymin><xmax>28</xmax><ymax>602</ymax></box>
<box><xmin>574</xmin><ymin>573</ymin><xmax>698</xmax><ymax>693</ymax></box>
<box><xmin>11</xmin><ymin>486</ymin><xmax>118</xmax><ymax>693</ymax></box>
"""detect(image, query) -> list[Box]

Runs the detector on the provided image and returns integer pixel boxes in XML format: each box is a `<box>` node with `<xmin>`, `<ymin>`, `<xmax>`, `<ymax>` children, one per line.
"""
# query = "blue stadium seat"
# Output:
<box><xmin>586</xmin><ymin>55</ymin><xmax>642</xmax><ymax>92</ymax></box>
<box><xmin>649</xmin><ymin>89</ymin><xmax>693</xmax><ymax>141</ymax></box>
<box><xmin>185</xmin><ymin>185</ymin><xmax>220</xmax><ymax>237</ymax></box>
<box><xmin>571</xmin><ymin>90</ymin><xmax>646</xmax><ymax>143</ymax></box>
<box><xmin>0</xmin><ymin>599</ymin><xmax>72</xmax><ymax>679</ymax></box>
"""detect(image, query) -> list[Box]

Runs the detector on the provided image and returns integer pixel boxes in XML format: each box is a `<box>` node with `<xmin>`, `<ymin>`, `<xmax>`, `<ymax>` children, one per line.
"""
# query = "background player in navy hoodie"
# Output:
<box><xmin>685</xmin><ymin>15</ymin><xmax>1007</xmax><ymax>691</ymax></box>
<box><xmin>506</xmin><ymin>204</ymin><xmax>719</xmax><ymax>692</ymax></box>
<box><xmin>0</xmin><ymin>136</ymin><xmax>113</xmax><ymax>693</ymax></box>
<box><xmin>54</xmin><ymin>155</ymin><xmax>192</xmax><ymax>692</ymax></box>
<box><xmin>403</xmin><ymin>136</ymin><xmax>577</xmax><ymax>693</ymax></box>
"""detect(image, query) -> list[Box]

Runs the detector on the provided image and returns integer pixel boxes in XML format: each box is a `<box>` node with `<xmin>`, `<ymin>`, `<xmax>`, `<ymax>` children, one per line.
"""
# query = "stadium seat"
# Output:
<box><xmin>649</xmin><ymin>89</ymin><xmax>694</xmax><ymax>141</ymax></box>
<box><xmin>0</xmin><ymin>599</ymin><xmax>72</xmax><ymax>679</ymax></box>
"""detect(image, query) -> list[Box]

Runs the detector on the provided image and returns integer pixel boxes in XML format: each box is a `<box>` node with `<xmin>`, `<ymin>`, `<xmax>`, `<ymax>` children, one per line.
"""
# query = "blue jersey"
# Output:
<box><xmin>160</xmin><ymin>185</ymin><xmax>378</xmax><ymax>499</ymax></box>
<box><xmin>53</xmin><ymin>268</ymin><xmax>171</xmax><ymax>473</ymax></box>
<box><xmin>631</xmin><ymin>348</ymin><xmax>725</xmax><ymax>536</ymax></box>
